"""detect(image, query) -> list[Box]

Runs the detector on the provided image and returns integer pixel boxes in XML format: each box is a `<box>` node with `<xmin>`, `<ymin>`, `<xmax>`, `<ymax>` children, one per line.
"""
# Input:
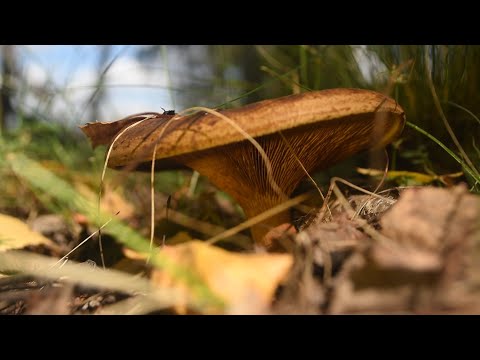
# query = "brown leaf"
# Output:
<box><xmin>370</xmin><ymin>244</ymin><xmax>442</xmax><ymax>272</ymax></box>
<box><xmin>328</xmin><ymin>250</ymin><xmax>439</xmax><ymax>314</ymax></box>
<box><xmin>380</xmin><ymin>184</ymin><xmax>478</xmax><ymax>252</ymax></box>
<box><xmin>380</xmin><ymin>184</ymin><xmax>480</xmax><ymax>289</ymax></box>
<box><xmin>273</xmin><ymin>216</ymin><xmax>367</xmax><ymax>314</ymax></box>
<box><xmin>151</xmin><ymin>241</ymin><xmax>293</xmax><ymax>314</ymax></box>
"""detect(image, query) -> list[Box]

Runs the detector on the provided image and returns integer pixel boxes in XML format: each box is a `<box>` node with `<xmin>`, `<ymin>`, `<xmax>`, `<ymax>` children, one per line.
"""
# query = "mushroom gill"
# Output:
<box><xmin>175</xmin><ymin>111</ymin><xmax>404</xmax><ymax>246</ymax></box>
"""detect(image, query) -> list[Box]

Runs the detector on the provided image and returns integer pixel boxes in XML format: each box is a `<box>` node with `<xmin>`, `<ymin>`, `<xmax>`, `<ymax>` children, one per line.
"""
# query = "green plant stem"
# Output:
<box><xmin>406</xmin><ymin>121</ymin><xmax>480</xmax><ymax>184</ymax></box>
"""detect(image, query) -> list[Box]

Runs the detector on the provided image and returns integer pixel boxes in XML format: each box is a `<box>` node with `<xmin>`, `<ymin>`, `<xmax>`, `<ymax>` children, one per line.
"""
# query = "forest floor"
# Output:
<box><xmin>1</xmin><ymin>155</ymin><xmax>479</xmax><ymax>314</ymax></box>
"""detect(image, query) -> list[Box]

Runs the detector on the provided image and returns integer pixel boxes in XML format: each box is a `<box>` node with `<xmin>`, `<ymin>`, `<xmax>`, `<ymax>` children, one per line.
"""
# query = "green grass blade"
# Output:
<box><xmin>5</xmin><ymin>152</ymin><xmax>225</xmax><ymax>311</ymax></box>
<box><xmin>406</xmin><ymin>121</ymin><xmax>480</xmax><ymax>184</ymax></box>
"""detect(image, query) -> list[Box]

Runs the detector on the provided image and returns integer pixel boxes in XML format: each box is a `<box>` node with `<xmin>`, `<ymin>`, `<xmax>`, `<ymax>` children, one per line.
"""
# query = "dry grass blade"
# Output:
<box><xmin>99</xmin><ymin>115</ymin><xmax>157</xmax><ymax>269</ymax></box>
<box><xmin>51</xmin><ymin>217</ymin><xmax>115</xmax><ymax>268</ymax></box>
<box><xmin>317</xmin><ymin>176</ymin><xmax>396</xmax><ymax>223</ymax></box>
<box><xmin>148</xmin><ymin>144</ymin><xmax>158</xmax><ymax>263</ymax></box>
<box><xmin>164</xmin><ymin>209</ymin><xmax>251</xmax><ymax>249</ymax></box>
<box><xmin>206</xmin><ymin>192</ymin><xmax>313</xmax><ymax>245</ymax></box>
<box><xmin>328</xmin><ymin>177</ymin><xmax>398</xmax><ymax>249</ymax></box>
<box><xmin>354</xmin><ymin>149</ymin><xmax>390</xmax><ymax>220</ymax></box>
<box><xmin>98</xmin><ymin>112</ymin><xmax>187</xmax><ymax>267</ymax></box>
<box><xmin>101</xmin><ymin>115</ymin><xmax>157</xmax><ymax>187</ymax></box>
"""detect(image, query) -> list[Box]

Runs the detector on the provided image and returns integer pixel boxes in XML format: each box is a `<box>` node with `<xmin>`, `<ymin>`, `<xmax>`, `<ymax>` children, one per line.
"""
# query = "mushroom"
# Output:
<box><xmin>82</xmin><ymin>88</ymin><xmax>405</xmax><ymax>248</ymax></box>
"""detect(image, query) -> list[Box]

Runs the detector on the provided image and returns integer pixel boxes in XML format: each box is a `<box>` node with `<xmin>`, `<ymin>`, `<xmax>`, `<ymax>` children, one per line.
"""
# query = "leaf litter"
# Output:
<box><xmin>3</xmin><ymin>167</ymin><xmax>480</xmax><ymax>314</ymax></box>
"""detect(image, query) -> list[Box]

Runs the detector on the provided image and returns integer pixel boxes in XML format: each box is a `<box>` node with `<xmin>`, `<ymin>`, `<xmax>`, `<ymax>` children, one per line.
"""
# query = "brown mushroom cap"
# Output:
<box><xmin>82</xmin><ymin>88</ymin><xmax>405</xmax><ymax>249</ymax></box>
<box><xmin>106</xmin><ymin>88</ymin><xmax>404</xmax><ymax>168</ymax></box>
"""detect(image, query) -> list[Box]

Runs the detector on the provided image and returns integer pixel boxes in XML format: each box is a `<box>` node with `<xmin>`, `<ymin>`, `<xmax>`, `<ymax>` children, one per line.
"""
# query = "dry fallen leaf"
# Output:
<box><xmin>273</xmin><ymin>215</ymin><xmax>367</xmax><ymax>314</ymax></box>
<box><xmin>380</xmin><ymin>184</ymin><xmax>478</xmax><ymax>254</ymax></box>
<box><xmin>328</xmin><ymin>252</ymin><xmax>421</xmax><ymax>314</ymax></box>
<box><xmin>0</xmin><ymin>213</ymin><xmax>56</xmax><ymax>252</ymax></box>
<box><xmin>328</xmin><ymin>185</ymin><xmax>480</xmax><ymax>314</ymax></box>
<box><xmin>150</xmin><ymin>241</ymin><xmax>293</xmax><ymax>314</ymax></box>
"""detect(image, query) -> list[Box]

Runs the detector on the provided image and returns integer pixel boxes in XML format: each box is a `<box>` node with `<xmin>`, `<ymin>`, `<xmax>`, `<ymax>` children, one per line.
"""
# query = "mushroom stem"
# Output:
<box><xmin>243</xmin><ymin>207</ymin><xmax>292</xmax><ymax>249</ymax></box>
<box><xmin>179</xmin><ymin>149</ymin><xmax>291</xmax><ymax>248</ymax></box>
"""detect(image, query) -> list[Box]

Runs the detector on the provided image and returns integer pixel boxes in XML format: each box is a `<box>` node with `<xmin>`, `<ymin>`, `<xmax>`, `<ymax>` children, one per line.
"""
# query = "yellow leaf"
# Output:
<box><xmin>357</xmin><ymin>167</ymin><xmax>435</xmax><ymax>184</ymax></box>
<box><xmin>151</xmin><ymin>241</ymin><xmax>293</xmax><ymax>314</ymax></box>
<box><xmin>0</xmin><ymin>213</ymin><xmax>55</xmax><ymax>252</ymax></box>
<box><xmin>357</xmin><ymin>168</ymin><xmax>463</xmax><ymax>185</ymax></box>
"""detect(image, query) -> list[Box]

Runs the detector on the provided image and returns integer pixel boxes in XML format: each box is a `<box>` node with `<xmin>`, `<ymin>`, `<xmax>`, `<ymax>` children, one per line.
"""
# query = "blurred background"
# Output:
<box><xmin>2</xmin><ymin>45</ymin><xmax>479</xmax><ymax>181</ymax></box>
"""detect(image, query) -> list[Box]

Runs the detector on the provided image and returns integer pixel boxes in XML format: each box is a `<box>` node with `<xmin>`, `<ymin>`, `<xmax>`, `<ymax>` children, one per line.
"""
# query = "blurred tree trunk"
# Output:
<box><xmin>90</xmin><ymin>45</ymin><xmax>112</xmax><ymax>121</ymax></box>
<box><xmin>0</xmin><ymin>45</ymin><xmax>17</xmax><ymax>133</ymax></box>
